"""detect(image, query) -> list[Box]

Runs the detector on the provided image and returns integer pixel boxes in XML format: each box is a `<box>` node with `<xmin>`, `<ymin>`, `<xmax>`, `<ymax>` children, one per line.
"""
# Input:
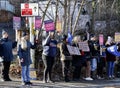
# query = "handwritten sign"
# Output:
<box><xmin>67</xmin><ymin>45</ymin><xmax>81</xmax><ymax>55</ymax></box>
<box><xmin>79</xmin><ymin>42</ymin><xmax>90</xmax><ymax>52</ymax></box>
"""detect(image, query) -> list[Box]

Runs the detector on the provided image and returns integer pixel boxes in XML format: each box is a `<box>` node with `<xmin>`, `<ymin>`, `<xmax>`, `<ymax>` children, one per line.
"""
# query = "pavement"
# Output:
<box><xmin>0</xmin><ymin>78</ymin><xmax>120</xmax><ymax>88</ymax></box>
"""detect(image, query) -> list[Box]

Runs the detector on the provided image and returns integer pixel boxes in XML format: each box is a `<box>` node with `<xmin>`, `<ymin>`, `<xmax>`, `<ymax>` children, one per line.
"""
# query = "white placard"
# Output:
<box><xmin>79</xmin><ymin>42</ymin><xmax>90</xmax><ymax>52</ymax></box>
<box><xmin>67</xmin><ymin>45</ymin><xmax>81</xmax><ymax>55</ymax></box>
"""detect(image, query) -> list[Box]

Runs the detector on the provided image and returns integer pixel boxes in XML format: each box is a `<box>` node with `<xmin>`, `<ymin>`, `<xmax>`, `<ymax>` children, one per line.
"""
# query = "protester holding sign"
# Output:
<box><xmin>72</xmin><ymin>36</ymin><xmax>83</xmax><ymax>81</ymax></box>
<box><xmin>81</xmin><ymin>35</ymin><xmax>93</xmax><ymax>81</ymax></box>
<box><xmin>105</xmin><ymin>36</ymin><xmax>116</xmax><ymax>79</ymax></box>
<box><xmin>88</xmin><ymin>34</ymin><xmax>100</xmax><ymax>79</ymax></box>
<box><xmin>60</xmin><ymin>34</ymin><xmax>72</xmax><ymax>82</ymax></box>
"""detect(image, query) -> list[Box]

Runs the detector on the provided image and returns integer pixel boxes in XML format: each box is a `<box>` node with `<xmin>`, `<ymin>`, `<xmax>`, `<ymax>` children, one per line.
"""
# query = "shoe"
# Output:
<box><xmin>73</xmin><ymin>78</ymin><xmax>80</xmax><ymax>81</ymax></box>
<box><xmin>4</xmin><ymin>78</ymin><xmax>12</xmax><ymax>81</ymax></box>
<box><xmin>112</xmin><ymin>75</ymin><xmax>115</xmax><ymax>79</ymax></box>
<box><xmin>43</xmin><ymin>80</ymin><xmax>47</xmax><ymax>83</ymax></box>
<box><xmin>84</xmin><ymin>77</ymin><xmax>93</xmax><ymax>81</ymax></box>
<box><xmin>65</xmin><ymin>78</ymin><xmax>70</xmax><ymax>82</ymax></box>
<box><xmin>47</xmin><ymin>80</ymin><xmax>54</xmax><ymax>83</ymax></box>
<box><xmin>26</xmin><ymin>81</ymin><xmax>33</xmax><ymax>85</ymax></box>
<box><xmin>21</xmin><ymin>81</ymin><xmax>27</xmax><ymax>85</ymax></box>
<box><xmin>0</xmin><ymin>79</ymin><xmax>4</xmax><ymax>82</ymax></box>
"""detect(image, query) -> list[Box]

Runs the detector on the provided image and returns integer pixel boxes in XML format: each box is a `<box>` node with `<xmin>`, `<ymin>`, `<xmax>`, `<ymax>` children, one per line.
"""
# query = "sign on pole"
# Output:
<box><xmin>21</xmin><ymin>3</ymin><xmax>38</xmax><ymax>16</ymax></box>
<box><xmin>99</xmin><ymin>34</ymin><xmax>104</xmax><ymax>45</ymax></box>
<box><xmin>13</xmin><ymin>17</ymin><xmax>21</xmax><ymax>30</ymax></box>
<box><xmin>44</xmin><ymin>20</ymin><xmax>55</xmax><ymax>32</ymax></box>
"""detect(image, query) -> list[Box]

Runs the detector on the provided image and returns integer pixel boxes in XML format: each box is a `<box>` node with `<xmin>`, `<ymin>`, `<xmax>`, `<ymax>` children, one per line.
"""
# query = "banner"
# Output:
<box><xmin>44</xmin><ymin>20</ymin><xmax>55</xmax><ymax>32</ymax></box>
<box><xmin>107</xmin><ymin>45</ymin><xmax>120</xmax><ymax>56</ymax></box>
<box><xmin>79</xmin><ymin>42</ymin><xmax>90</xmax><ymax>52</ymax></box>
<box><xmin>99</xmin><ymin>34</ymin><xmax>104</xmax><ymax>45</ymax></box>
<box><xmin>35</xmin><ymin>16</ymin><xmax>41</xmax><ymax>29</ymax></box>
<box><xmin>115</xmin><ymin>32</ymin><xmax>120</xmax><ymax>42</ymax></box>
<box><xmin>13</xmin><ymin>17</ymin><xmax>21</xmax><ymax>30</ymax></box>
<box><xmin>67</xmin><ymin>45</ymin><xmax>81</xmax><ymax>55</ymax></box>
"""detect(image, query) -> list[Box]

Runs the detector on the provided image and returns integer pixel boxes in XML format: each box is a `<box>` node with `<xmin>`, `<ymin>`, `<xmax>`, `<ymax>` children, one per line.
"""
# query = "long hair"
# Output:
<box><xmin>21</xmin><ymin>37</ymin><xmax>27</xmax><ymax>50</ymax></box>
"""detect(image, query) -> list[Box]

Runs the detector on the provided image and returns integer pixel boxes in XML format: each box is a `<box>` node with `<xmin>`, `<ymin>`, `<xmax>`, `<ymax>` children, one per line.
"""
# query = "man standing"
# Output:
<box><xmin>0</xmin><ymin>30</ymin><xmax>17</xmax><ymax>81</ymax></box>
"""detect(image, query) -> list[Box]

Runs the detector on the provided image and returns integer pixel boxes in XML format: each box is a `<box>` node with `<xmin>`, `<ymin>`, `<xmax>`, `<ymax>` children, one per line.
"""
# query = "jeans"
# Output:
<box><xmin>21</xmin><ymin>65</ymin><xmax>30</xmax><ymax>82</ymax></box>
<box><xmin>107</xmin><ymin>61</ymin><xmax>115</xmax><ymax>77</ymax></box>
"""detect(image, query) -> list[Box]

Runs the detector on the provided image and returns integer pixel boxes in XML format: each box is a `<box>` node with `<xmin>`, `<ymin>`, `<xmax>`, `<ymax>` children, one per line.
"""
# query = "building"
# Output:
<box><xmin>0</xmin><ymin>0</ymin><xmax>15</xmax><ymax>22</ymax></box>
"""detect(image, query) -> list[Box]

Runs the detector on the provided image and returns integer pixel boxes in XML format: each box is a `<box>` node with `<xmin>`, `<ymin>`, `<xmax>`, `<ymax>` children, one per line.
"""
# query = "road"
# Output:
<box><xmin>0</xmin><ymin>78</ymin><xmax>120</xmax><ymax>88</ymax></box>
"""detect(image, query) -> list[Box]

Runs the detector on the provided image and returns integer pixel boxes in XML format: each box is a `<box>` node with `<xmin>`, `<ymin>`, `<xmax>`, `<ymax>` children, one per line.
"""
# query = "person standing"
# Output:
<box><xmin>88</xmin><ymin>34</ymin><xmax>100</xmax><ymax>79</ymax></box>
<box><xmin>60</xmin><ymin>34</ymin><xmax>72</xmax><ymax>82</ymax></box>
<box><xmin>18</xmin><ymin>32</ymin><xmax>36</xmax><ymax>85</ymax></box>
<box><xmin>0</xmin><ymin>30</ymin><xmax>17</xmax><ymax>81</ymax></box>
<box><xmin>72</xmin><ymin>36</ymin><xmax>82</xmax><ymax>81</ymax></box>
<box><xmin>105</xmin><ymin>36</ymin><xmax>116</xmax><ymax>79</ymax></box>
<box><xmin>42</xmin><ymin>31</ymin><xmax>57</xmax><ymax>83</ymax></box>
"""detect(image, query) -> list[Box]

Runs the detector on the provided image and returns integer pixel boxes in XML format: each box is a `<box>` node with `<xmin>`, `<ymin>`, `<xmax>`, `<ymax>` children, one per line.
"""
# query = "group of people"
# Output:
<box><xmin>0</xmin><ymin>30</ymin><xmax>119</xmax><ymax>85</ymax></box>
<box><xmin>0</xmin><ymin>30</ymin><xmax>36</xmax><ymax>85</ymax></box>
<box><xmin>42</xmin><ymin>31</ymin><xmax>120</xmax><ymax>83</ymax></box>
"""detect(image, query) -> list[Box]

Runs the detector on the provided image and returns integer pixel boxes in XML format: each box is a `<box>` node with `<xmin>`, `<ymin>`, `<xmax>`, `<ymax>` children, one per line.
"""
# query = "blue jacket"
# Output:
<box><xmin>18</xmin><ymin>41</ymin><xmax>36</xmax><ymax>66</ymax></box>
<box><xmin>42</xmin><ymin>35</ymin><xmax>57</xmax><ymax>57</ymax></box>
<box><xmin>0</xmin><ymin>38</ymin><xmax>17</xmax><ymax>61</ymax></box>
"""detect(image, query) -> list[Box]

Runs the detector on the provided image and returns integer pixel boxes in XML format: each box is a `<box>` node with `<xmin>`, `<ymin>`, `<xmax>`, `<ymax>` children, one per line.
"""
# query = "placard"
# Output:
<box><xmin>79</xmin><ymin>42</ymin><xmax>90</xmax><ymax>52</ymax></box>
<box><xmin>44</xmin><ymin>20</ymin><xmax>55</xmax><ymax>32</ymax></box>
<box><xmin>115</xmin><ymin>32</ymin><xmax>120</xmax><ymax>42</ymax></box>
<box><xmin>35</xmin><ymin>16</ymin><xmax>41</xmax><ymax>29</ymax></box>
<box><xmin>67</xmin><ymin>45</ymin><xmax>81</xmax><ymax>55</ymax></box>
<box><xmin>13</xmin><ymin>17</ymin><xmax>21</xmax><ymax>30</ymax></box>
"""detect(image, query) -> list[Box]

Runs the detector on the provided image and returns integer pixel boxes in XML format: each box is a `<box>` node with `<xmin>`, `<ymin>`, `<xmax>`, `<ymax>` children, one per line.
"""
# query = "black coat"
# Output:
<box><xmin>0</xmin><ymin>38</ymin><xmax>17</xmax><ymax>61</ymax></box>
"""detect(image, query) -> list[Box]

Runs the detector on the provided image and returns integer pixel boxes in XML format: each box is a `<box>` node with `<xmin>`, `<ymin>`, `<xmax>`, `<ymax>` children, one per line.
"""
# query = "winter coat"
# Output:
<box><xmin>0</xmin><ymin>38</ymin><xmax>17</xmax><ymax>61</ymax></box>
<box><xmin>42</xmin><ymin>35</ymin><xmax>57</xmax><ymax>57</ymax></box>
<box><xmin>18</xmin><ymin>40</ymin><xmax>36</xmax><ymax>66</ymax></box>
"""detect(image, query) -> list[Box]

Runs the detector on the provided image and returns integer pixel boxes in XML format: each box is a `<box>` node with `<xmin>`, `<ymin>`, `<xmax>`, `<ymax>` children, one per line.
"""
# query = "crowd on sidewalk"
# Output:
<box><xmin>0</xmin><ymin>30</ymin><xmax>120</xmax><ymax>86</ymax></box>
